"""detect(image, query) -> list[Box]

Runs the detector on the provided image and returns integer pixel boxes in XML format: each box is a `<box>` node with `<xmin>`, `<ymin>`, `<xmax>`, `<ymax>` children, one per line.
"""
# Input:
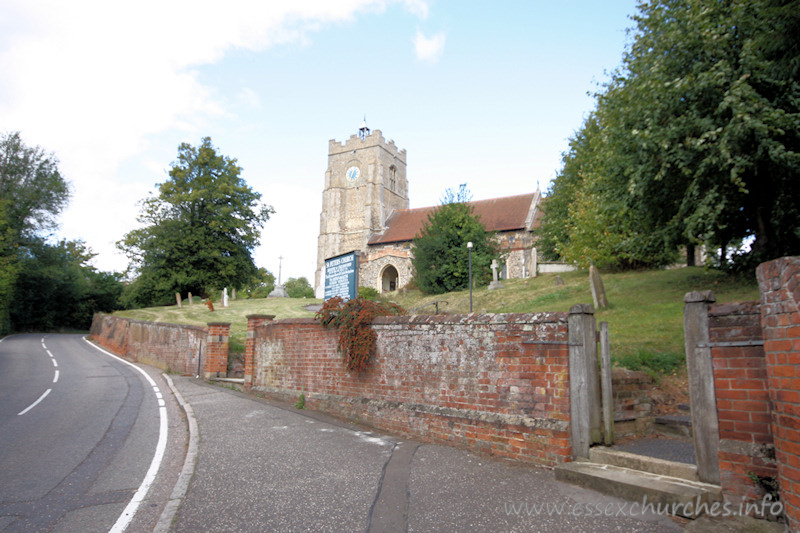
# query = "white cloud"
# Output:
<box><xmin>237</xmin><ymin>87</ymin><xmax>262</xmax><ymax>110</ymax></box>
<box><xmin>414</xmin><ymin>29</ymin><xmax>445</xmax><ymax>63</ymax></box>
<box><xmin>0</xmin><ymin>0</ymin><xmax>430</xmax><ymax>272</ymax></box>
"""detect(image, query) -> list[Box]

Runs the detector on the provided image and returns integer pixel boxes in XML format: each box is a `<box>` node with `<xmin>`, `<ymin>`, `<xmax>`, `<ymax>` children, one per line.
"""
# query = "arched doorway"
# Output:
<box><xmin>381</xmin><ymin>265</ymin><xmax>399</xmax><ymax>293</ymax></box>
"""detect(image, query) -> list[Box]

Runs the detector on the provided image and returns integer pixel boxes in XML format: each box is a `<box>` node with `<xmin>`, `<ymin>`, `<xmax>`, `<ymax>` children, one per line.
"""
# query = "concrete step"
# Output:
<box><xmin>655</xmin><ymin>414</ymin><xmax>693</xmax><ymax>438</ymax></box>
<box><xmin>554</xmin><ymin>461</ymin><xmax>722</xmax><ymax>518</ymax></box>
<box><xmin>589</xmin><ymin>446</ymin><xmax>699</xmax><ymax>482</ymax></box>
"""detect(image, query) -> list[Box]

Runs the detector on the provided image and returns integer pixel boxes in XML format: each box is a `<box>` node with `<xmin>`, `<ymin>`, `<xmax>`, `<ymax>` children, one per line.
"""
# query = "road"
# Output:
<box><xmin>0</xmin><ymin>335</ymin><xmax>768</xmax><ymax>532</ymax></box>
<box><xmin>0</xmin><ymin>334</ymin><xmax>183</xmax><ymax>533</ymax></box>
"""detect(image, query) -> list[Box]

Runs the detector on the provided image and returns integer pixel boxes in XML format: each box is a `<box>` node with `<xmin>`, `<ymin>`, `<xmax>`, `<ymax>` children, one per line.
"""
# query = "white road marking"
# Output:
<box><xmin>83</xmin><ymin>338</ymin><xmax>168</xmax><ymax>533</ymax></box>
<box><xmin>17</xmin><ymin>341</ymin><xmax>59</xmax><ymax>416</ymax></box>
<box><xmin>18</xmin><ymin>389</ymin><xmax>52</xmax><ymax>416</ymax></box>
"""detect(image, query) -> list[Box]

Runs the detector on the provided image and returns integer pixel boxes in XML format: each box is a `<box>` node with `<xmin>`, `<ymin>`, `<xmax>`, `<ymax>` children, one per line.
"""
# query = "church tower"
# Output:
<box><xmin>315</xmin><ymin>122</ymin><xmax>409</xmax><ymax>295</ymax></box>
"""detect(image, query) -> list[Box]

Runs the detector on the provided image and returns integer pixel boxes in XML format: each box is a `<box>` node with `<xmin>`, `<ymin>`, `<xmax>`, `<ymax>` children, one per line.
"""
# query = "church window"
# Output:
<box><xmin>389</xmin><ymin>165</ymin><xmax>397</xmax><ymax>191</ymax></box>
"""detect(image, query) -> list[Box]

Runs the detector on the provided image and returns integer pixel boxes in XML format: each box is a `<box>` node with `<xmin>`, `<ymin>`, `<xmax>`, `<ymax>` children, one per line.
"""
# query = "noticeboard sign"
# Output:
<box><xmin>324</xmin><ymin>251</ymin><xmax>359</xmax><ymax>301</ymax></box>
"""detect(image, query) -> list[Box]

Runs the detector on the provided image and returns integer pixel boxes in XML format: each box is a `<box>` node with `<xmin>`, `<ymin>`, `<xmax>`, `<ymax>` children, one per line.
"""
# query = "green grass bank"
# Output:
<box><xmin>114</xmin><ymin>267</ymin><xmax>758</xmax><ymax>375</ymax></box>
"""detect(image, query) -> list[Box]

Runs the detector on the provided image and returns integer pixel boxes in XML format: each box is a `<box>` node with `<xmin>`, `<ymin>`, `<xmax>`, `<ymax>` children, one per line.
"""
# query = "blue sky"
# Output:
<box><xmin>0</xmin><ymin>0</ymin><xmax>638</xmax><ymax>287</ymax></box>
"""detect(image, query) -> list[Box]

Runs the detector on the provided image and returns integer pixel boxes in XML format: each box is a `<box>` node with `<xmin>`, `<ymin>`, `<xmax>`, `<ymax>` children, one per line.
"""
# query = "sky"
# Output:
<box><xmin>0</xmin><ymin>0</ymin><xmax>638</xmax><ymax>289</ymax></box>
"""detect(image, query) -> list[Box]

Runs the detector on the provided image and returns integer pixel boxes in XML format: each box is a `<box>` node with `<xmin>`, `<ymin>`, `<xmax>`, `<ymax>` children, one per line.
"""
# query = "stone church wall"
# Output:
<box><xmin>360</xmin><ymin>245</ymin><xmax>414</xmax><ymax>292</ymax></box>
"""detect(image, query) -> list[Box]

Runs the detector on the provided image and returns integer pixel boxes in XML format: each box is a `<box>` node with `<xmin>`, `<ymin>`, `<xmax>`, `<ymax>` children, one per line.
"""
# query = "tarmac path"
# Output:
<box><xmin>169</xmin><ymin>377</ymin><xmax>682</xmax><ymax>532</ymax></box>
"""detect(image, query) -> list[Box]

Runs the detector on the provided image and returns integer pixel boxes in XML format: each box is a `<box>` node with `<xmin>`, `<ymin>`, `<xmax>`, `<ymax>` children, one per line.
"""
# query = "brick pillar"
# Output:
<box><xmin>757</xmin><ymin>256</ymin><xmax>800</xmax><ymax>529</ymax></box>
<box><xmin>245</xmin><ymin>314</ymin><xmax>275</xmax><ymax>390</ymax></box>
<box><xmin>204</xmin><ymin>322</ymin><xmax>231</xmax><ymax>379</ymax></box>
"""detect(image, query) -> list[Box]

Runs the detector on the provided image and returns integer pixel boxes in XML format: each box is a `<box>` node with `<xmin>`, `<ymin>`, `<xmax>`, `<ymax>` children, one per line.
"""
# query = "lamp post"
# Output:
<box><xmin>467</xmin><ymin>241</ymin><xmax>473</xmax><ymax>313</ymax></box>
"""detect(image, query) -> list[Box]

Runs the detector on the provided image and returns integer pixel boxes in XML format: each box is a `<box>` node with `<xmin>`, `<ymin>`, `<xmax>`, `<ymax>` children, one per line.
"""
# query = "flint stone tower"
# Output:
<box><xmin>315</xmin><ymin>123</ymin><xmax>408</xmax><ymax>295</ymax></box>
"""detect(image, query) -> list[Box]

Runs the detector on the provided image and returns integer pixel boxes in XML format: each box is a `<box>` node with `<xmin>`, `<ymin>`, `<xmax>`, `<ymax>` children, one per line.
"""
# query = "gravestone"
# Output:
<box><xmin>175</xmin><ymin>293</ymin><xmax>182</xmax><ymax>308</ymax></box>
<box><xmin>589</xmin><ymin>264</ymin><xmax>608</xmax><ymax>309</ymax></box>
<box><xmin>554</xmin><ymin>275</ymin><xmax>565</xmax><ymax>286</ymax></box>
<box><xmin>488</xmin><ymin>259</ymin><xmax>504</xmax><ymax>290</ymax></box>
<box><xmin>222</xmin><ymin>287</ymin><xmax>229</xmax><ymax>308</ymax></box>
<box><xmin>188</xmin><ymin>292</ymin><xmax>193</xmax><ymax>305</ymax></box>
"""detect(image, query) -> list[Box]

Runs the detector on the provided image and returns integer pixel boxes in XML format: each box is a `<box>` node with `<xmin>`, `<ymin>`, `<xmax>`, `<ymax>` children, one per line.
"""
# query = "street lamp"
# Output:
<box><xmin>467</xmin><ymin>241</ymin><xmax>473</xmax><ymax>313</ymax></box>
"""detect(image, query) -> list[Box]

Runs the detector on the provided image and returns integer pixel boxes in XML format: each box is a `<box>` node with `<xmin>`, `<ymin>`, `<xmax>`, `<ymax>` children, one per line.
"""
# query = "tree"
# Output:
<box><xmin>540</xmin><ymin>0</ymin><xmax>800</xmax><ymax>270</ymax></box>
<box><xmin>283</xmin><ymin>277</ymin><xmax>314</xmax><ymax>298</ymax></box>
<box><xmin>118</xmin><ymin>137</ymin><xmax>274</xmax><ymax>307</ymax></box>
<box><xmin>412</xmin><ymin>185</ymin><xmax>499</xmax><ymax>294</ymax></box>
<box><xmin>10</xmin><ymin>239</ymin><xmax>123</xmax><ymax>331</ymax></box>
<box><xmin>0</xmin><ymin>132</ymin><xmax>71</xmax><ymax>333</ymax></box>
<box><xmin>243</xmin><ymin>267</ymin><xmax>276</xmax><ymax>298</ymax></box>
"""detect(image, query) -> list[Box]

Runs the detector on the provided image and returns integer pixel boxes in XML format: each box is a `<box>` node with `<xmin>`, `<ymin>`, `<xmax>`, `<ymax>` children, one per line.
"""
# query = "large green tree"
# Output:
<box><xmin>412</xmin><ymin>185</ymin><xmax>499</xmax><ymax>294</ymax></box>
<box><xmin>284</xmin><ymin>277</ymin><xmax>314</xmax><ymax>298</ymax></box>
<box><xmin>10</xmin><ymin>239</ymin><xmax>123</xmax><ymax>331</ymax></box>
<box><xmin>0</xmin><ymin>132</ymin><xmax>71</xmax><ymax>333</ymax></box>
<box><xmin>118</xmin><ymin>137</ymin><xmax>274</xmax><ymax>307</ymax></box>
<box><xmin>541</xmin><ymin>0</ymin><xmax>800</xmax><ymax>269</ymax></box>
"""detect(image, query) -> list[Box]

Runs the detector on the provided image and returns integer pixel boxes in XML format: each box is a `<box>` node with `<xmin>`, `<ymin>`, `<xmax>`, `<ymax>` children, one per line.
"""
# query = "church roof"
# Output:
<box><xmin>368</xmin><ymin>192</ymin><xmax>540</xmax><ymax>246</ymax></box>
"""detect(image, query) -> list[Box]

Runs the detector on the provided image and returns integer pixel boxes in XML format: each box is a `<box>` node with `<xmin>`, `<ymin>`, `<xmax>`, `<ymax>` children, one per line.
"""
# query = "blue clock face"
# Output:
<box><xmin>346</xmin><ymin>166</ymin><xmax>360</xmax><ymax>182</ymax></box>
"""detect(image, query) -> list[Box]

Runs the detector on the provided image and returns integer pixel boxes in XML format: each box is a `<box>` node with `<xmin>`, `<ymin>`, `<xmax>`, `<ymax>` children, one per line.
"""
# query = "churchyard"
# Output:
<box><xmin>114</xmin><ymin>266</ymin><xmax>758</xmax><ymax>379</ymax></box>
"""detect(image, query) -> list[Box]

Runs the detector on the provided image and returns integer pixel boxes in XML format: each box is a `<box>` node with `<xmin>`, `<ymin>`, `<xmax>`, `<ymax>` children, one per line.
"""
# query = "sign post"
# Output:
<box><xmin>324</xmin><ymin>251</ymin><xmax>359</xmax><ymax>301</ymax></box>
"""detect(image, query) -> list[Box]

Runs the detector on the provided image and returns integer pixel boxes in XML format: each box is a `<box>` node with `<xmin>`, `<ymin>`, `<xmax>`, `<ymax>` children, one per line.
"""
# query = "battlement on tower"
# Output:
<box><xmin>328</xmin><ymin>129</ymin><xmax>407</xmax><ymax>163</ymax></box>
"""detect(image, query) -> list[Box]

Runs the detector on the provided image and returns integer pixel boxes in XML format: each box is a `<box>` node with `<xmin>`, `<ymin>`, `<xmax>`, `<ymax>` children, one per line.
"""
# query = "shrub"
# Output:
<box><xmin>358</xmin><ymin>286</ymin><xmax>381</xmax><ymax>301</ymax></box>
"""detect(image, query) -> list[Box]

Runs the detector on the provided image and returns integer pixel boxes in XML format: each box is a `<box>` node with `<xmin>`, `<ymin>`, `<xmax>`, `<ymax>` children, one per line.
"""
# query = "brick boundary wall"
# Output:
<box><xmin>89</xmin><ymin>313</ymin><xmax>207</xmax><ymax>376</ymax></box>
<box><xmin>205</xmin><ymin>322</ymin><xmax>231</xmax><ymax>379</ymax></box>
<box><xmin>612</xmin><ymin>368</ymin><xmax>654</xmax><ymax>423</ymax></box>
<box><xmin>757</xmin><ymin>256</ymin><xmax>800</xmax><ymax>529</ymax></box>
<box><xmin>707</xmin><ymin>301</ymin><xmax>776</xmax><ymax>501</ymax></box>
<box><xmin>247</xmin><ymin>312</ymin><xmax>573</xmax><ymax>466</ymax></box>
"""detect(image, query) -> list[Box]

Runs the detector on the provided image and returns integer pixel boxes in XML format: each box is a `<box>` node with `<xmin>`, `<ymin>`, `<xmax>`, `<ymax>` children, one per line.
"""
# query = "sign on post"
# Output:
<box><xmin>324</xmin><ymin>251</ymin><xmax>359</xmax><ymax>301</ymax></box>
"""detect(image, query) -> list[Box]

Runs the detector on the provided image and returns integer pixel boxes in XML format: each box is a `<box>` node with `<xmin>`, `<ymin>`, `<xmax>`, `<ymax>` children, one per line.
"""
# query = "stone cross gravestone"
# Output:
<box><xmin>269</xmin><ymin>285</ymin><xmax>288</xmax><ymax>298</ymax></box>
<box><xmin>489</xmin><ymin>259</ymin><xmax>504</xmax><ymax>290</ymax></box>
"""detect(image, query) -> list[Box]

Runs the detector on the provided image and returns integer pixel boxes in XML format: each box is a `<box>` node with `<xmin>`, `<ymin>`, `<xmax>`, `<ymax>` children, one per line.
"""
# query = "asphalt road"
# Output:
<box><xmin>0</xmin><ymin>334</ymin><xmax>184</xmax><ymax>533</ymax></box>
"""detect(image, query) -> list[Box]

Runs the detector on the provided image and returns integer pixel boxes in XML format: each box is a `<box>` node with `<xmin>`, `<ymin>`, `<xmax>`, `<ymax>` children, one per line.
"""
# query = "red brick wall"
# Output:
<box><xmin>245</xmin><ymin>314</ymin><xmax>274</xmax><ymax>387</ymax></box>
<box><xmin>249</xmin><ymin>312</ymin><xmax>572</xmax><ymax>466</ymax></box>
<box><xmin>758</xmin><ymin>256</ymin><xmax>800</xmax><ymax>529</ymax></box>
<box><xmin>204</xmin><ymin>322</ymin><xmax>231</xmax><ymax>378</ymax></box>
<box><xmin>90</xmin><ymin>313</ymin><xmax>207</xmax><ymax>375</ymax></box>
<box><xmin>708</xmin><ymin>301</ymin><xmax>776</xmax><ymax>501</ymax></box>
<box><xmin>612</xmin><ymin>368</ymin><xmax>653</xmax><ymax>422</ymax></box>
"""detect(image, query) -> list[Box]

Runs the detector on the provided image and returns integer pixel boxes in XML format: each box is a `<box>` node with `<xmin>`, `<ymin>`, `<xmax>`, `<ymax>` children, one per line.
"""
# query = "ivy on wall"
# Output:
<box><xmin>316</xmin><ymin>297</ymin><xmax>405</xmax><ymax>372</ymax></box>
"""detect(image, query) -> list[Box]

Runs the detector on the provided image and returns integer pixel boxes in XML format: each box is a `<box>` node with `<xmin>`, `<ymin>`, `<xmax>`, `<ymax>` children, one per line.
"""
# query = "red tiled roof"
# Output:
<box><xmin>368</xmin><ymin>193</ymin><xmax>538</xmax><ymax>245</ymax></box>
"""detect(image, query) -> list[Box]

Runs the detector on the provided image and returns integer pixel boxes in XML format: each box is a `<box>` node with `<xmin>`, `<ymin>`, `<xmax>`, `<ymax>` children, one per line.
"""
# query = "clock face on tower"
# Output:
<box><xmin>346</xmin><ymin>166</ymin><xmax>360</xmax><ymax>183</ymax></box>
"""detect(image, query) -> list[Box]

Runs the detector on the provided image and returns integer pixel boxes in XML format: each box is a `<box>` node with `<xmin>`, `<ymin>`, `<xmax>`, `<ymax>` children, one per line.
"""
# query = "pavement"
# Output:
<box><xmin>613</xmin><ymin>436</ymin><xmax>697</xmax><ymax>465</ymax></box>
<box><xmin>160</xmin><ymin>376</ymin><xmax>788</xmax><ymax>533</ymax></box>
